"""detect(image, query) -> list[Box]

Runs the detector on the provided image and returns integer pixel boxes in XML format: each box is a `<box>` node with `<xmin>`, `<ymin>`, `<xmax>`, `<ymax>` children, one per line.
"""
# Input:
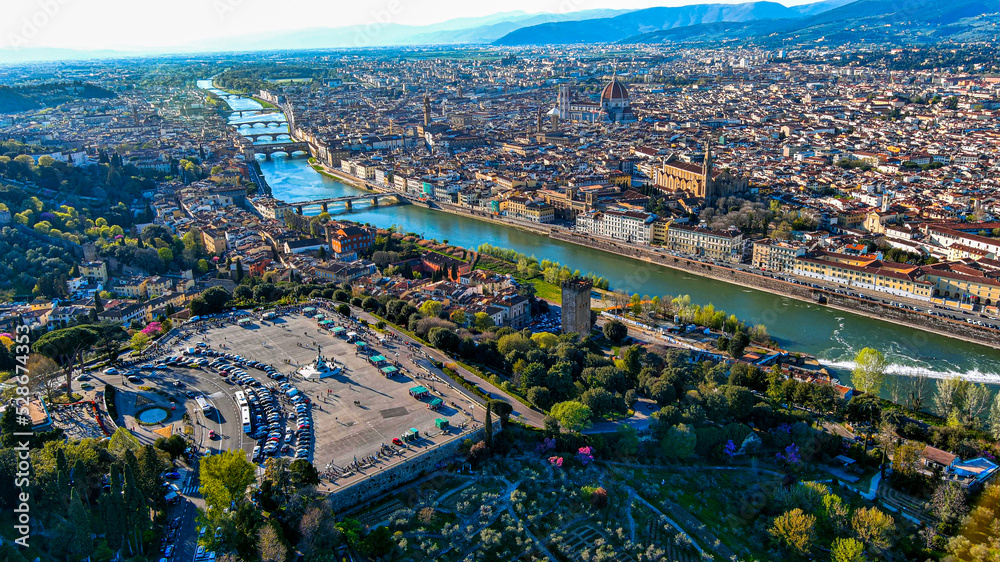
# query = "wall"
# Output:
<box><xmin>327</xmin><ymin>425</ymin><xmax>494</xmax><ymax>513</ymax></box>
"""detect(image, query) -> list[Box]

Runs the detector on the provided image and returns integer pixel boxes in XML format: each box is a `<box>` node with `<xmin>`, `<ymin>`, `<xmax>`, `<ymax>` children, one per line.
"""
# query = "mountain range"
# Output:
<box><xmin>621</xmin><ymin>0</ymin><xmax>999</xmax><ymax>46</ymax></box>
<box><xmin>0</xmin><ymin>0</ymin><xmax>995</xmax><ymax>63</ymax></box>
<box><xmin>493</xmin><ymin>0</ymin><xmax>851</xmax><ymax>45</ymax></box>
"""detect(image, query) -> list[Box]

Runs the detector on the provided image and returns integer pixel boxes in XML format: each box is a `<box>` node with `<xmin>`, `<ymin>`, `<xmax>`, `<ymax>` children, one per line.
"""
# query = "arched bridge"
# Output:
<box><xmin>254</xmin><ymin>142</ymin><xmax>310</xmax><ymax>160</ymax></box>
<box><xmin>289</xmin><ymin>192</ymin><xmax>408</xmax><ymax>214</ymax></box>
<box><xmin>231</xmin><ymin>113</ymin><xmax>288</xmax><ymax>128</ymax></box>
<box><xmin>242</xmin><ymin>131</ymin><xmax>293</xmax><ymax>143</ymax></box>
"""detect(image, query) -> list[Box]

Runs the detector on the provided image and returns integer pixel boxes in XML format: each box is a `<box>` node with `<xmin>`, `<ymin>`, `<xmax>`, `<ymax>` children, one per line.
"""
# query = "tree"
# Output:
<box><xmin>289</xmin><ymin>459</ymin><xmax>320</xmax><ymax>488</ymax></box>
<box><xmin>661</xmin><ymin>423</ymin><xmax>697</xmax><ymax>460</ymax></box>
<box><xmin>728</xmin><ymin>330</ymin><xmax>750</xmax><ymax>359</ymax></box>
<box><xmin>130</xmin><ymin>331</ymin><xmax>150</xmax><ymax>352</ymax></box>
<box><xmin>472</xmin><ymin>311</ymin><xmax>495</xmax><ymax>332</ymax></box>
<box><xmin>852</xmin><ymin>348</ymin><xmax>888</xmax><ymax>395</ymax></box>
<box><xmin>830</xmin><ymin>537</ymin><xmax>866</xmax><ymax>562</ymax></box>
<box><xmin>257</xmin><ymin>522</ymin><xmax>288</xmax><ymax>562</ymax></box>
<box><xmin>26</xmin><ymin>354</ymin><xmax>62</xmax><ymax>403</ymax></box>
<box><xmin>200</xmin><ymin>449</ymin><xmax>255</xmax><ymax>519</ymax></box>
<box><xmin>930</xmin><ymin>481</ymin><xmax>968</xmax><ymax>532</ymax></box>
<box><xmin>489</xmin><ymin>401</ymin><xmax>513</xmax><ymax>427</ymax></box>
<box><xmin>156</xmin><ymin>434</ymin><xmax>187</xmax><ymax>459</ymax></box>
<box><xmin>550</xmin><ymin>401</ymin><xmax>592</xmax><ymax>432</ymax></box>
<box><xmin>989</xmin><ymin>392</ymin><xmax>1000</xmax><ymax>441</ymax></box>
<box><xmin>449</xmin><ymin>309</ymin><xmax>467</xmax><ymax>325</ymax></box>
<box><xmin>66</xmin><ymin>487</ymin><xmax>94</xmax><ymax>561</ymax></box>
<box><xmin>933</xmin><ymin>376</ymin><xmax>968</xmax><ymax>418</ymax></box>
<box><xmin>769</xmin><ymin>508</ymin><xmax>815</xmax><ymax>556</ymax></box>
<box><xmin>35</xmin><ymin>324</ymin><xmax>101</xmax><ymax>397</ymax></box>
<box><xmin>419</xmin><ymin>300</ymin><xmax>443</xmax><ymax>317</ymax></box>
<box><xmin>602</xmin><ymin>320</ymin><xmax>627</xmax><ymax>344</ymax></box>
<box><xmin>962</xmin><ymin>383</ymin><xmax>991</xmax><ymax>425</ymax></box>
<box><xmin>484</xmin><ymin>401</ymin><xmax>493</xmax><ymax>449</ymax></box>
<box><xmin>851</xmin><ymin>507</ymin><xmax>894</xmax><ymax>551</ymax></box>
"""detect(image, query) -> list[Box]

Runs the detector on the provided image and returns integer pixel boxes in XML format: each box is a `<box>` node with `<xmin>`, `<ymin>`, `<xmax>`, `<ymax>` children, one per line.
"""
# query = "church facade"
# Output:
<box><xmin>653</xmin><ymin>144</ymin><xmax>748</xmax><ymax>201</ymax></box>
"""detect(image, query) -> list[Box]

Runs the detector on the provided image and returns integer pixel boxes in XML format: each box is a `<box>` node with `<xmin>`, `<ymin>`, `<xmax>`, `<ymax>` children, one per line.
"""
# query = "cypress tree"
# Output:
<box><xmin>484</xmin><ymin>400</ymin><xmax>493</xmax><ymax>449</ymax></box>
<box><xmin>67</xmin><ymin>488</ymin><xmax>94</xmax><ymax>561</ymax></box>
<box><xmin>103</xmin><ymin>466</ymin><xmax>125</xmax><ymax>554</ymax></box>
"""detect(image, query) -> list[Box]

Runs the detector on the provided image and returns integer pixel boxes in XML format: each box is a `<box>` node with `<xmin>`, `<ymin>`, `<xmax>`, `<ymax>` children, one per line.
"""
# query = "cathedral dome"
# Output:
<box><xmin>601</xmin><ymin>78</ymin><xmax>628</xmax><ymax>101</ymax></box>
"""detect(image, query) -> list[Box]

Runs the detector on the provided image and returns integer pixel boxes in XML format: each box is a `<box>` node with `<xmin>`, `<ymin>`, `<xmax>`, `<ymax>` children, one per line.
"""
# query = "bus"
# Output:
<box><xmin>195</xmin><ymin>395</ymin><xmax>212</xmax><ymax>414</ymax></box>
<box><xmin>241</xmin><ymin>407</ymin><xmax>252</xmax><ymax>434</ymax></box>
<box><xmin>234</xmin><ymin>391</ymin><xmax>247</xmax><ymax>409</ymax></box>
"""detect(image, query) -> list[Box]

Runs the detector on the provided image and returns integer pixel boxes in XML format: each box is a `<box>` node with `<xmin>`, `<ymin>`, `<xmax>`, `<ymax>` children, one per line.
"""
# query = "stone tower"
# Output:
<box><xmin>423</xmin><ymin>95</ymin><xmax>431</xmax><ymax>127</ymax></box>
<box><xmin>561</xmin><ymin>278</ymin><xmax>593</xmax><ymax>336</ymax></box>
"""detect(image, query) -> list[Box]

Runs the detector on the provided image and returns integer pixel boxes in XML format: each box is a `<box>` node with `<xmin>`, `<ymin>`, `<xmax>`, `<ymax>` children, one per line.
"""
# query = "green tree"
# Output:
<box><xmin>66</xmin><ymin>488</ymin><xmax>94</xmax><ymax>560</ymax></box>
<box><xmin>200</xmin><ymin>449</ymin><xmax>256</xmax><ymax>520</ymax></box>
<box><xmin>989</xmin><ymin>392</ymin><xmax>1000</xmax><ymax>441</ymax></box>
<box><xmin>769</xmin><ymin>508</ymin><xmax>816</xmax><ymax>556</ymax></box>
<box><xmin>851</xmin><ymin>507</ymin><xmax>894</xmax><ymax>551</ymax></box>
<box><xmin>35</xmin><ymin>324</ymin><xmax>101</xmax><ymax>397</ymax></box>
<box><xmin>419</xmin><ymin>300</ymin><xmax>443</xmax><ymax>317</ymax></box>
<box><xmin>830</xmin><ymin>537</ymin><xmax>866</xmax><ymax>562</ymax></box>
<box><xmin>472</xmin><ymin>311</ymin><xmax>495</xmax><ymax>332</ymax></box>
<box><xmin>661</xmin><ymin>423</ymin><xmax>697</xmax><ymax>460</ymax></box>
<box><xmin>489</xmin><ymin>401</ymin><xmax>513</xmax><ymax>427</ymax></box>
<box><xmin>550</xmin><ymin>401</ymin><xmax>592</xmax><ymax>432</ymax></box>
<box><xmin>602</xmin><ymin>320</ymin><xmax>627</xmax><ymax>344</ymax></box>
<box><xmin>853</xmin><ymin>348</ymin><xmax>888</xmax><ymax>395</ymax></box>
<box><xmin>484</xmin><ymin>400</ymin><xmax>494</xmax><ymax>449</ymax></box>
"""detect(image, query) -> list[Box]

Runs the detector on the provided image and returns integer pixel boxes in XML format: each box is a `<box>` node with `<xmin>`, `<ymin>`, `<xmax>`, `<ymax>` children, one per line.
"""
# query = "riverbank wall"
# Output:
<box><xmin>549</xmin><ymin>230</ymin><xmax>1000</xmax><ymax>350</ymax></box>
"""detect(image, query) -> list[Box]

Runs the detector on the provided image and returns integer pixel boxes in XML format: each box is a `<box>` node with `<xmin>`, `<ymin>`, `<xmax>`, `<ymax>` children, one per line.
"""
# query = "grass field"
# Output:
<box><xmin>530</xmin><ymin>278</ymin><xmax>561</xmax><ymax>304</ymax></box>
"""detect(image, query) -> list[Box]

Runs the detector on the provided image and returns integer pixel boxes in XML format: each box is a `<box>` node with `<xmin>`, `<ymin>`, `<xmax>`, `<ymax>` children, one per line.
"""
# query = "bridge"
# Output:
<box><xmin>231</xmin><ymin>113</ymin><xmax>288</xmax><ymax>128</ymax></box>
<box><xmin>288</xmin><ymin>192</ymin><xmax>407</xmax><ymax>214</ymax></box>
<box><xmin>242</xmin><ymin>131</ymin><xmax>293</xmax><ymax>143</ymax></box>
<box><xmin>254</xmin><ymin>142</ymin><xmax>311</xmax><ymax>160</ymax></box>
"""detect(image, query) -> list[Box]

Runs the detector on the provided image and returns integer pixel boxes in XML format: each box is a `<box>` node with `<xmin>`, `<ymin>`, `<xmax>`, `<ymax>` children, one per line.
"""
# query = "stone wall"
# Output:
<box><xmin>327</xmin><ymin>425</ymin><xmax>493</xmax><ymax>513</ymax></box>
<box><xmin>549</xmin><ymin>231</ymin><xmax>1000</xmax><ymax>350</ymax></box>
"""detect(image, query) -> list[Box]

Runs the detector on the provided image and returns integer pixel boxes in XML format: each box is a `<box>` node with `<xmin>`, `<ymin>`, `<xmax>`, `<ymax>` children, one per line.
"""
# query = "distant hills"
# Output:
<box><xmin>493</xmin><ymin>0</ymin><xmax>852</xmax><ymax>45</ymax></box>
<box><xmin>0</xmin><ymin>0</ymin><xmax>994</xmax><ymax>63</ymax></box>
<box><xmin>189</xmin><ymin>9</ymin><xmax>633</xmax><ymax>52</ymax></box>
<box><xmin>621</xmin><ymin>0</ymin><xmax>998</xmax><ymax>47</ymax></box>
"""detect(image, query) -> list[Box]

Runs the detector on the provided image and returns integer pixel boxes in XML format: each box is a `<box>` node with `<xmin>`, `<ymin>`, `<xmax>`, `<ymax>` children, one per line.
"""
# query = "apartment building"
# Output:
<box><xmin>666</xmin><ymin>224</ymin><xmax>745</xmax><ymax>263</ymax></box>
<box><xmin>752</xmin><ymin>239</ymin><xmax>808</xmax><ymax>272</ymax></box>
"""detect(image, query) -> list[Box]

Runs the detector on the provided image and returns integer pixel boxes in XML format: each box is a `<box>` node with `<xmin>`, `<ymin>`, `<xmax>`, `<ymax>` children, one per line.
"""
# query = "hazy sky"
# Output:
<box><xmin>2</xmin><ymin>0</ymin><xmax>817</xmax><ymax>51</ymax></box>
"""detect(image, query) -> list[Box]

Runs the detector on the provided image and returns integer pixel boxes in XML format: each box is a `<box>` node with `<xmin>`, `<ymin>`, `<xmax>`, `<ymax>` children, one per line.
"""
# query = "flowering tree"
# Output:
<box><xmin>536</xmin><ymin>437</ymin><xmax>557</xmax><ymax>454</ymax></box>
<box><xmin>576</xmin><ymin>446</ymin><xmax>595</xmax><ymax>465</ymax></box>
<box><xmin>723</xmin><ymin>440</ymin><xmax>738</xmax><ymax>459</ymax></box>
<box><xmin>141</xmin><ymin>322</ymin><xmax>162</xmax><ymax>337</ymax></box>
<box><xmin>776</xmin><ymin>444</ymin><xmax>801</xmax><ymax>465</ymax></box>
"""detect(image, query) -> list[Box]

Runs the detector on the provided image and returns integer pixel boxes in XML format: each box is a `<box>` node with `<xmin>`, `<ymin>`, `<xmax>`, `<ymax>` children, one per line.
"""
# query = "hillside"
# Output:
<box><xmin>625</xmin><ymin>0</ymin><xmax>999</xmax><ymax>46</ymax></box>
<box><xmin>494</xmin><ymin>2</ymin><xmax>803</xmax><ymax>45</ymax></box>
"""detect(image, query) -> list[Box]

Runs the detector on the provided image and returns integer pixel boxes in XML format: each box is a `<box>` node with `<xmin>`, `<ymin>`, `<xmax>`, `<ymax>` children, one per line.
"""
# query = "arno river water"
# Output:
<box><xmin>260</xmin><ymin>157</ymin><xmax>1000</xmax><ymax>389</ymax></box>
<box><xmin>198</xmin><ymin>80</ymin><xmax>1000</xmax><ymax>389</ymax></box>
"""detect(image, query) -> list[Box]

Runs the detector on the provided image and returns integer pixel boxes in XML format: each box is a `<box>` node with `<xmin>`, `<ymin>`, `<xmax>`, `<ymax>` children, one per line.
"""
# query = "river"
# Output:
<box><xmin>259</xmin><ymin>158</ymin><xmax>1000</xmax><ymax>388</ymax></box>
<box><xmin>198</xmin><ymin>80</ymin><xmax>1000</xmax><ymax>390</ymax></box>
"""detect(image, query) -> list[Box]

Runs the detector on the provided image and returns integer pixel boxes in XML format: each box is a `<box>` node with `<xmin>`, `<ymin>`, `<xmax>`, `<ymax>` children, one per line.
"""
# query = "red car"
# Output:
<box><xmin>392</xmin><ymin>438</ymin><xmax>403</xmax><ymax>446</ymax></box>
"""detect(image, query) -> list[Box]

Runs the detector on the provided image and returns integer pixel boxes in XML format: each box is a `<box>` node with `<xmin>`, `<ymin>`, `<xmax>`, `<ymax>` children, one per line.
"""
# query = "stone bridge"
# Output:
<box><xmin>289</xmin><ymin>192</ymin><xmax>407</xmax><ymax>214</ymax></box>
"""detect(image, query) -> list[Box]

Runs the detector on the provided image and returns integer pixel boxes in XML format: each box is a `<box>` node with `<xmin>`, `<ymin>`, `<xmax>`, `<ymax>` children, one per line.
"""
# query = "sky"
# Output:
<box><xmin>1</xmin><ymin>0</ymin><xmax>818</xmax><ymax>52</ymax></box>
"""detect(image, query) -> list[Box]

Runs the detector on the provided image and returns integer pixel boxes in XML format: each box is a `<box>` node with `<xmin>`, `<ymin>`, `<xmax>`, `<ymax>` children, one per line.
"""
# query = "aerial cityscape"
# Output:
<box><xmin>0</xmin><ymin>0</ymin><xmax>999</xmax><ymax>561</ymax></box>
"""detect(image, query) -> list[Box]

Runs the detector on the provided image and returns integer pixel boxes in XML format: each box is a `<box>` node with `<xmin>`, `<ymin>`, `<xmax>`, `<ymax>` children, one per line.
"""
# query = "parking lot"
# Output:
<box><xmin>155</xmin><ymin>310</ymin><xmax>477</xmax><ymax>482</ymax></box>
